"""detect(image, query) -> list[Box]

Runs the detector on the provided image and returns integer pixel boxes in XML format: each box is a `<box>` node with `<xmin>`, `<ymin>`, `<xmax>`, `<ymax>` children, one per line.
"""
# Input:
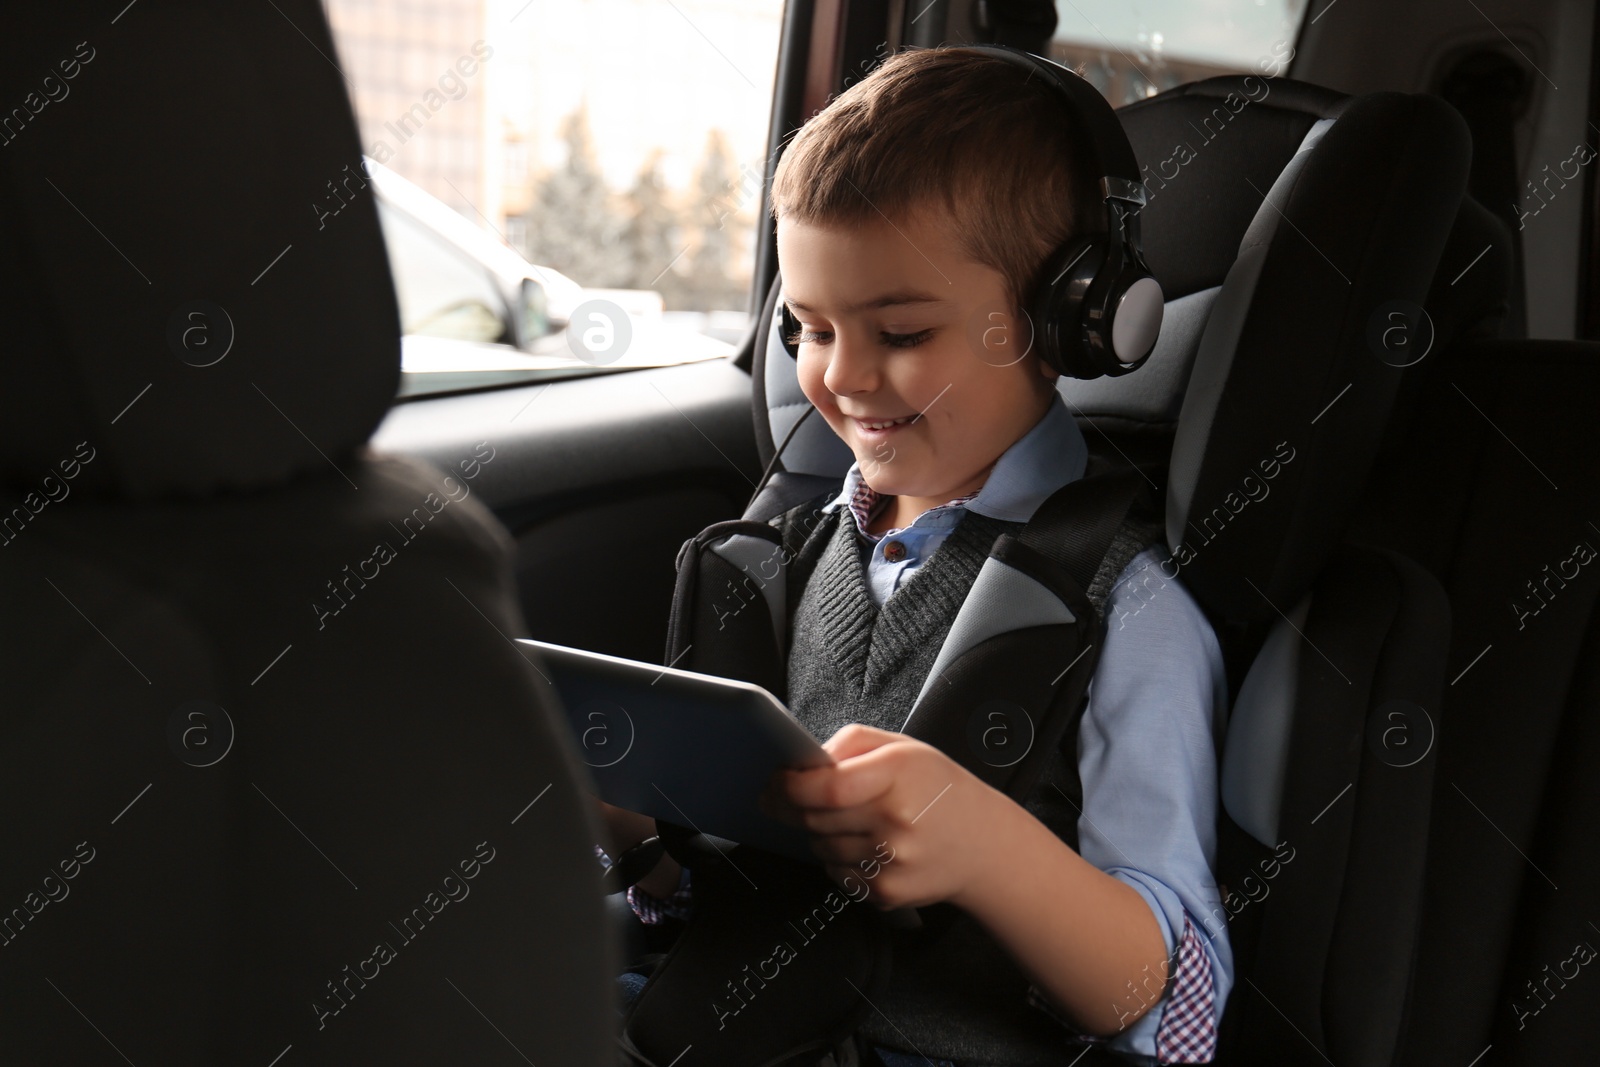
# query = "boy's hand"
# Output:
<box><xmin>761</xmin><ymin>723</ymin><xmax>1004</xmax><ymax>911</ymax></box>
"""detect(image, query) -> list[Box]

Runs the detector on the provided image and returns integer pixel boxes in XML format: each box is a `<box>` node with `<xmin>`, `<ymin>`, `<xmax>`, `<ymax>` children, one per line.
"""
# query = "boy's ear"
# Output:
<box><xmin>1010</xmin><ymin>296</ymin><xmax>1057</xmax><ymax>382</ymax></box>
<box><xmin>1036</xmin><ymin>353</ymin><xmax>1061</xmax><ymax>382</ymax></box>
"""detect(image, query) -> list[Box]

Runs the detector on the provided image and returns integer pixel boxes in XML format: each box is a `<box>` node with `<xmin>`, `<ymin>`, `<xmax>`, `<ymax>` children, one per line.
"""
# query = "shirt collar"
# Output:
<box><xmin>823</xmin><ymin>392</ymin><xmax>1089</xmax><ymax>534</ymax></box>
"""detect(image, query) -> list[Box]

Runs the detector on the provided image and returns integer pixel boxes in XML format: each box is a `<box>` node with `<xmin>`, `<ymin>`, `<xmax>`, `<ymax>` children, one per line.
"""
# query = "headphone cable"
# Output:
<box><xmin>744</xmin><ymin>403</ymin><xmax>816</xmax><ymax>516</ymax></box>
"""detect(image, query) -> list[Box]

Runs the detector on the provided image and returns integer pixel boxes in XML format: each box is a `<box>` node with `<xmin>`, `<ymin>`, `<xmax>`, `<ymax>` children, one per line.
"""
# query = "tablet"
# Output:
<box><xmin>518</xmin><ymin>639</ymin><xmax>832</xmax><ymax>864</ymax></box>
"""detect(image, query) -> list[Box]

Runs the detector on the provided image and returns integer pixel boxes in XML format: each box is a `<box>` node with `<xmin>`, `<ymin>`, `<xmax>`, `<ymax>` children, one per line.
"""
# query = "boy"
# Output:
<box><xmin>604</xmin><ymin>45</ymin><xmax>1231</xmax><ymax>1066</ymax></box>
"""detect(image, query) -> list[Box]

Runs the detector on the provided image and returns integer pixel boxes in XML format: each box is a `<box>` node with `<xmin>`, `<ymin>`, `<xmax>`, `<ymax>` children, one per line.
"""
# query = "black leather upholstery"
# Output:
<box><xmin>0</xmin><ymin>5</ymin><xmax>616</xmax><ymax>1064</ymax></box>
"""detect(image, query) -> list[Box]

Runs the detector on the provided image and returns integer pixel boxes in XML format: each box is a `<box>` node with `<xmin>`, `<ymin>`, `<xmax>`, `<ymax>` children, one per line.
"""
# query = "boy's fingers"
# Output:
<box><xmin>809</xmin><ymin>831</ymin><xmax>877</xmax><ymax>867</ymax></box>
<box><xmin>758</xmin><ymin>778</ymin><xmax>804</xmax><ymax>826</ymax></box>
<box><xmin>823</xmin><ymin>723</ymin><xmax>902</xmax><ymax>762</ymax></box>
<box><xmin>783</xmin><ymin>747</ymin><xmax>898</xmax><ymax>810</ymax></box>
<box><xmin>797</xmin><ymin>805</ymin><xmax>878</xmax><ymax>837</ymax></box>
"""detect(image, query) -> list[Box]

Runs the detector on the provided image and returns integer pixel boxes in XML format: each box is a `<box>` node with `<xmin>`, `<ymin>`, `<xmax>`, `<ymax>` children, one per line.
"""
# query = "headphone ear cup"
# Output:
<box><xmin>1029</xmin><ymin>235</ymin><xmax>1107</xmax><ymax>379</ymax></box>
<box><xmin>778</xmin><ymin>301</ymin><xmax>802</xmax><ymax>359</ymax></box>
<box><xmin>1104</xmin><ymin>269</ymin><xmax>1164</xmax><ymax>369</ymax></box>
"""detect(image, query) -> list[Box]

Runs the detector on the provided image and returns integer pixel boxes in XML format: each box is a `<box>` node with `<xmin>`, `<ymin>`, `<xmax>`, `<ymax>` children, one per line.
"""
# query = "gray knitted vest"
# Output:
<box><xmin>785</xmin><ymin>501</ymin><xmax>1022</xmax><ymax>741</ymax></box>
<box><xmin>778</xmin><ymin>500</ymin><xmax>1140</xmax><ymax>1066</ymax></box>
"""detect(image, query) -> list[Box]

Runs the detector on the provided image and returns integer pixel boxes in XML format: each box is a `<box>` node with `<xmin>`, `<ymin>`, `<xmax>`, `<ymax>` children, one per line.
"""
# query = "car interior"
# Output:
<box><xmin>1</xmin><ymin>0</ymin><xmax>1596</xmax><ymax>1065</ymax></box>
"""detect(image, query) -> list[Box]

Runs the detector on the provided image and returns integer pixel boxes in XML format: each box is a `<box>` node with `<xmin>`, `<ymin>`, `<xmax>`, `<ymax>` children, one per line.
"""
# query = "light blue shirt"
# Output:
<box><xmin>821</xmin><ymin>392</ymin><xmax>1234</xmax><ymax>1063</ymax></box>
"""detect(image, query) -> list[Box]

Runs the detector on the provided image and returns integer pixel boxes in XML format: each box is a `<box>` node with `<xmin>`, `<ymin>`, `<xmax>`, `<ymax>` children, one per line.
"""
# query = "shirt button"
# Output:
<box><xmin>882</xmin><ymin>540</ymin><xmax>907</xmax><ymax>563</ymax></box>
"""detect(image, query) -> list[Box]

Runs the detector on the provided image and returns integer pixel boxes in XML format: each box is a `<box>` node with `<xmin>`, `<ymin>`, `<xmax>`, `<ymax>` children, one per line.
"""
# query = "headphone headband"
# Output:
<box><xmin>967</xmin><ymin>44</ymin><xmax>1145</xmax><ymax>195</ymax></box>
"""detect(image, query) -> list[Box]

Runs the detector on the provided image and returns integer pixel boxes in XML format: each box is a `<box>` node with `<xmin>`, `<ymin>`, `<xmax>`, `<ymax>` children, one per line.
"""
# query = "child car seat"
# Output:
<box><xmin>1116</xmin><ymin>79</ymin><xmax>1474</xmax><ymax>1064</ymax></box>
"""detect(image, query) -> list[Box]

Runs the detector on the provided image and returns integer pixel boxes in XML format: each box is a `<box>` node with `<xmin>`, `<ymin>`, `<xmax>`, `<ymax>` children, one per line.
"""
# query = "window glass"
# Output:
<box><xmin>1051</xmin><ymin>0</ymin><xmax>1308</xmax><ymax>104</ymax></box>
<box><xmin>322</xmin><ymin>0</ymin><xmax>784</xmax><ymax>383</ymax></box>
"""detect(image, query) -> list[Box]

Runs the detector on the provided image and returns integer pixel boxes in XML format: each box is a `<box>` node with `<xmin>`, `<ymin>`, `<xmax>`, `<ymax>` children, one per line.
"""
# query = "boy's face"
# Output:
<box><xmin>778</xmin><ymin>202</ymin><xmax>1060</xmax><ymax>507</ymax></box>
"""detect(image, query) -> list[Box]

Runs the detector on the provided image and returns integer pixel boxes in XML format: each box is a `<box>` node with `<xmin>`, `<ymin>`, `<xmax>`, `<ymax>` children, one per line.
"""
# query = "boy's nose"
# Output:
<box><xmin>821</xmin><ymin>333</ymin><xmax>882</xmax><ymax>397</ymax></box>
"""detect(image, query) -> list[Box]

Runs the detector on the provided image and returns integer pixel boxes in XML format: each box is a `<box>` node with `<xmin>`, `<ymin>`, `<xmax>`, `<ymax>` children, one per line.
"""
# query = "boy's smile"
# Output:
<box><xmin>778</xmin><ymin>202</ymin><xmax>1060</xmax><ymax>534</ymax></box>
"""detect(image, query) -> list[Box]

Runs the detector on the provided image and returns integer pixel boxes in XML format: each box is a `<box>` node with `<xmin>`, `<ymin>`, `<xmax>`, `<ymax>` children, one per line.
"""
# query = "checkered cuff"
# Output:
<box><xmin>1026</xmin><ymin>913</ymin><xmax>1217</xmax><ymax>1063</ymax></box>
<box><xmin>1153</xmin><ymin>914</ymin><xmax>1217</xmax><ymax>1061</ymax></box>
<box><xmin>626</xmin><ymin>863</ymin><xmax>693</xmax><ymax>924</ymax></box>
<box><xmin>594</xmin><ymin>844</ymin><xmax>694</xmax><ymax>924</ymax></box>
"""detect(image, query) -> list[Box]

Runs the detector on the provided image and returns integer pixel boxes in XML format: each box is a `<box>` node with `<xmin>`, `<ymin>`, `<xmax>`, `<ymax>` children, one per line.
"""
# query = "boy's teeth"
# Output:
<box><xmin>862</xmin><ymin>416</ymin><xmax>913</xmax><ymax>430</ymax></box>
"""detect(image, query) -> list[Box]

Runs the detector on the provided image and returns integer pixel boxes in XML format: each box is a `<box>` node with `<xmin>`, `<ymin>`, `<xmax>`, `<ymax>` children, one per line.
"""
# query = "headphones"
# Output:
<box><xmin>778</xmin><ymin>44</ymin><xmax>1163</xmax><ymax>380</ymax></box>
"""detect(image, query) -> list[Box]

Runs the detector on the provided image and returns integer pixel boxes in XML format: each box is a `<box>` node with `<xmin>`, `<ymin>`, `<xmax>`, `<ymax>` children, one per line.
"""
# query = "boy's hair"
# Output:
<box><xmin>770</xmin><ymin>45</ymin><xmax>1107</xmax><ymax>314</ymax></box>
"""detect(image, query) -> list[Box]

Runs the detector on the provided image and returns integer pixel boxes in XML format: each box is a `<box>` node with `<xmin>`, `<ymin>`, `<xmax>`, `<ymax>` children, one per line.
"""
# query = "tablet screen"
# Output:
<box><xmin>519</xmin><ymin>639</ymin><xmax>831</xmax><ymax>863</ymax></box>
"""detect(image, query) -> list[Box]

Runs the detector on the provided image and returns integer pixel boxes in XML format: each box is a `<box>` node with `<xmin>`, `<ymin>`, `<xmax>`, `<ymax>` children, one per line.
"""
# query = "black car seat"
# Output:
<box><xmin>1118</xmin><ymin>79</ymin><xmax>1470</xmax><ymax>1066</ymax></box>
<box><xmin>1348</xmin><ymin>307</ymin><xmax>1600</xmax><ymax>1061</ymax></box>
<box><xmin>0</xmin><ymin>5</ymin><xmax>615</xmax><ymax>1066</ymax></box>
<box><xmin>744</xmin><ymin>74</ymin><xmax>1474</xmax><ymax>1065</ymax></box>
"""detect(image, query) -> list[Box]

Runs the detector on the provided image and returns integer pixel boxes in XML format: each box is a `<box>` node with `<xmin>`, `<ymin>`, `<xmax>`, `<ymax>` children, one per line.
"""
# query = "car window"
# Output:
<box><xmin>322</xmin><ymin>0</ymin><xmax>783</xmax><ymax>397</ymax></box>
<box><xmin>1051</xmin><ymin>0</ymin><xmax>1307</xmax><ymax>103</ymax></box>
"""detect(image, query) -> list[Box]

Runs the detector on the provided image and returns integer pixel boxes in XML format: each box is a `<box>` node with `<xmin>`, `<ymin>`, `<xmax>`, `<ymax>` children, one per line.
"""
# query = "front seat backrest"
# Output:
<box><xmin>0</xmin><ymin>6</ymin><xmax>616</xmax><ymax>1065</ymax></box>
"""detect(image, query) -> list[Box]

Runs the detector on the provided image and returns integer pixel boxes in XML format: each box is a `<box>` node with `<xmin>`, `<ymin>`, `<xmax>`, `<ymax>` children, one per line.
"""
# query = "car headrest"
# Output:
<box><xmin>0</xmin><ymin>4</ymin><xmax>400</xmax><ymax>501</ymax></box>
<box><xmin>1166</xmin><ymin>90</ymin><xmax>1470</xmax><ymax>624</ymax></box>
<box><xmin>1119</xmin><ymin>76</ymin><xmax>1351</xmax><ymax>301</ymax></box>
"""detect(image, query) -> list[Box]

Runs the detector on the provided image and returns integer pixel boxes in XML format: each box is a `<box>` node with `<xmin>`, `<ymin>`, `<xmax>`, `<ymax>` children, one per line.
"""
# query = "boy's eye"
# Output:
<box><xmin>883</xmin><ymin>329</ymin><xmax>934</xmax><ymax>348</ymax></box>
<box><xmin>785</xmin><ymin>327</ymin><xmax>829</xmax><ymax>347</ymax></box>
<box><xmin>784</xmin><ymin>328</ymin><xmax>935</xmax><ymax>349</ymax></box>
